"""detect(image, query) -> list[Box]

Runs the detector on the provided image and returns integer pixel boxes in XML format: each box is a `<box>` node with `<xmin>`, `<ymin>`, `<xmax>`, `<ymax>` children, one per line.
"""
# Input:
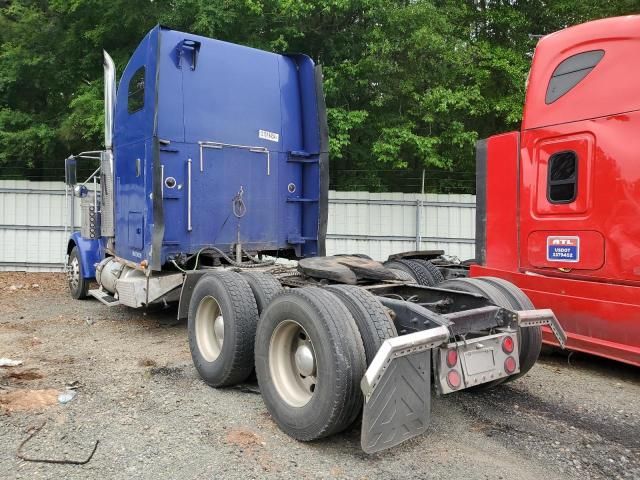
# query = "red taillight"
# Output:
<box><xmin>502</xmin><ymin>336</ymin><xmax>514</xmax><ymax>354</ymax></box>
<box><xmin>446</xmin><ymin>348</ymin><xmax>458</xmax><ymax>367</ymax></box>
<box><xmin>446</xmin><ymin>369</ymin><xmax>461</xmax><ymax>390</ymax></box>
<box><xmin>504</xmin><ymin>356</ymin><xmax>517</xmax><ymax>374</ymax></box>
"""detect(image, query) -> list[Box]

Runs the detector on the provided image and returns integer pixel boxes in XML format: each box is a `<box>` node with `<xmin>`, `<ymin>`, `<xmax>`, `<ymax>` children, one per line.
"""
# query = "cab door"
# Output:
<box><xmin>520</xmin><ymin>130</ymin><xmax>605</xmax><ymax>273</ymax></box>
<box><xmin>113</xmin><ymin>30</ymin><xmax>158</xmax><ymax>263</ymax></box>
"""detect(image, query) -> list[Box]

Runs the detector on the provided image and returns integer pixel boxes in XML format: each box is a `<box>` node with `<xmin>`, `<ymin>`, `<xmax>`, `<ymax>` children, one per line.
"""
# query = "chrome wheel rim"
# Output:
<box><xmin>269</xmin><ymin>320</ymin><xmax>317</xmax><ymax>407</ymax></box>
<box><xmin>195</xmin><ymin>296</ymin><xmax>224</xmax><ymax>362</ymax></box>
<box><xmin>67</xmin><ymin>256</ymin><xmax>80</xmax><ymax>291</ymax></box>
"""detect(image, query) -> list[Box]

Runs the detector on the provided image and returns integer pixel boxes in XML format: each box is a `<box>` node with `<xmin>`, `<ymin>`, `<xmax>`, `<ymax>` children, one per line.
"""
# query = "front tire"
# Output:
<box><xmin>255</xmin><ymin>287</ymin><xmax>366</xmax><ymax>441</ymax></box>
<box><xmin>67</xmin><ymin>246</ymin><xmax>88</xmax><ymax>300</ymax></box>
<box><xmin>188</xmin><ymin>271</ymin><xmax>258</xmax><ymax>387</ymax></box>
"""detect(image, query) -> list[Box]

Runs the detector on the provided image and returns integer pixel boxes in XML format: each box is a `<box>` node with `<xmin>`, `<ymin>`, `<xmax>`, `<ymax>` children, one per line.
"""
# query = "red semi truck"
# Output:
<box><xmin>471</xmin><ymin>15</ymin><xmax>640</xmax><ymax>366</ymax></box>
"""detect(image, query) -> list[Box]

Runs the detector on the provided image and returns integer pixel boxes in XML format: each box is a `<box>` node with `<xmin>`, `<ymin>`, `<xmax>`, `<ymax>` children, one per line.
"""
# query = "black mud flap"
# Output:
<box><xmin>361</xmin><ymin>351</ymin><xmax>431</xmax><ymax>454</ymax></box>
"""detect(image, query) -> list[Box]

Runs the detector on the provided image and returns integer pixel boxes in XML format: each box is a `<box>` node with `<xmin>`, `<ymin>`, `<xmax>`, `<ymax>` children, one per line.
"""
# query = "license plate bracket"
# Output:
<box><xmin>463</xmin><ymin>348</ymin><xmax>496</xmax><ymax>376</ymax></box>
<box><xmin>436</xmin><ymin>330</ymin><xmax>520</xmax><ymax>393</ymax></box>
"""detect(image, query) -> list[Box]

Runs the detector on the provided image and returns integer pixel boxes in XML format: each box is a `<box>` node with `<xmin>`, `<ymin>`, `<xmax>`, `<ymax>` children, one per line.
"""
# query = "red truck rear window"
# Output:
<box><xmin>545</xmin><ymin>50</ymin><xmax>604</xmax><ymax>104</ymax></box>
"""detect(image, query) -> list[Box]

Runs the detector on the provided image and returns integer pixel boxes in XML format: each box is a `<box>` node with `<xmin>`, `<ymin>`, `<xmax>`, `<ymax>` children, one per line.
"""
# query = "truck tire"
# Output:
<box><xmin>384</xmin><ymin>259</ymin><xmax>439</xmax><ymax>286</ymax></box>
<box><xmin>255</xmin><ymin>287</ymin><xmax>366</xmax><ymax>440</ymax></box>
<box><xmin>188</xmin><ymin>271</ymin><xmax>258</xmax><ymax>387</ymax></box>
<box><xmin>473</xmin><ymin>277</ymin><xmax>534</xmax><ymax>309</ymax></box>
<box><xmin>439</xmin><ymin>277</ymin><xmax>540</xmax><ymax>387</ymax></box>
<box><xmin>472</xmin><ymin>277</ymin><xmax>542</xmax><ymax>382</ymax></box>
<box><xmin>388</xmin><ymin>268</ymin><xmax>417</xmax><ymax>283</ymax></box>
<box><xmin>412</xmin><ymin>259</ymin><xmax>445</xmax><ymax>284</ymax></box>
<box><xmin>325</xmin><ymin>285</ymin><xmax>397</xmax><ymax>365</ymax></box>
<box><xmin>240</xmin><ymin>271</ymin><xmax>284</xmax><ymax>314</ymax></box>
<box><xmin>67</xmin><ymin>246</ymin><xmax>89</xmax><ymax>300</ymax></box>
<box><xmin>437</xmin><ymin>278</ymin><xmax>513</xmax><ymax>309</ymax></box>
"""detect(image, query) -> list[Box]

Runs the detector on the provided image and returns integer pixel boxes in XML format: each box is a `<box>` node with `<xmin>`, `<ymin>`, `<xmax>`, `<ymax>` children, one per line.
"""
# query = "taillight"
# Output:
<box><xmin>446</xmin><ymin>348</ymin><xmax>458</xmax><ymax>367</ymax></box>
<box><xmin>504</xmin><ymin>356</ymin><xmax>517</xmax><ymax>374</ymax></box>
<box><xmin>446</xmin><ymin>369</ymin><xmax>461</xmax><ymax>390</ymax></box>
<box><xmin>502</xmin><ymin>336</ymin><xmax>514</xmax><ymax>354</ymax></box>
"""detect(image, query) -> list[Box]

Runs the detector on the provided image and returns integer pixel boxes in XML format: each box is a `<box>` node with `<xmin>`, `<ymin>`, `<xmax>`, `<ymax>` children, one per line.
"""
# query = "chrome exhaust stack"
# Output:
<box><xmin>101</xmin><ymin>51</ymin><xmax>117</xmax><ymax>238</ymax></box>
<box><xmin>103</xmin><ymin>51</ymin><xmax>116</xmax><ymax>151</ymax></box>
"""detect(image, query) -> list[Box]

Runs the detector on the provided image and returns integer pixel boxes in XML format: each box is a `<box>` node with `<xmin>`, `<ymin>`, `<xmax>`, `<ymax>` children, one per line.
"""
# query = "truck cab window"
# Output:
<box><xmin>545</xmin><ymin>50</ymin><xmax>604</xmax><ymax>104</ymax></box>
<box><xmin>128</xmin><ymin>67</ymin><xmax>145</xmax><ymax>113</ymax></box>
<box><xmin>547</xmin><ymin>151</ymin><xmax>577</xmax><ymax>203</ymax></box>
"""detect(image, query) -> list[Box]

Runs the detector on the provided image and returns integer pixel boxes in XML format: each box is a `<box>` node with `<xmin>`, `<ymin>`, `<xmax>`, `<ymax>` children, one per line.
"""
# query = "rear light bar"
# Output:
<box><xmin>446</xmin><ymin>369</ymin><xmax>461</xmax><ymax>389</ymax></box>
<box><xmin>502</xmin><ymin>335</ymin><xmax>514</xmax><ymax>354</ymax></box>
<box><xmin>504</xmin><ymin>356</ymin><xmax>517</xmax><ymax>374</ymax></box>
<box><xmin>446</xmin><ymin>348</ymin><xmax>458</xmax><ymax>367</ymax></box>
<box><xmin>437</xmin><ymin>330</ymin><xmax>520</xmax><ymax>394</ymax></box>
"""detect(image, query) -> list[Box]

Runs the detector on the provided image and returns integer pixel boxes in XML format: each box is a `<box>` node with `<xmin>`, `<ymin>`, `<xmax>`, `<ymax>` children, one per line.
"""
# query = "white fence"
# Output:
<box><xmin>327</xmin><ymin>191</ymin><xmax>475</xmax><ymax>261</ymax></box>
<box><xmin>0</xmin><ymin>180</ymin><xmax>475</xmax><ymax>271</ymax></box>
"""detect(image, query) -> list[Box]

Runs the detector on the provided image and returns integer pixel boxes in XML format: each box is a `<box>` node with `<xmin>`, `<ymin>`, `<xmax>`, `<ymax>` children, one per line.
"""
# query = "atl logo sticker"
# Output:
<box><xmin>547</xmin><ymin>236</ymin><xmax>580</xmax><ymax>262</ymax></box>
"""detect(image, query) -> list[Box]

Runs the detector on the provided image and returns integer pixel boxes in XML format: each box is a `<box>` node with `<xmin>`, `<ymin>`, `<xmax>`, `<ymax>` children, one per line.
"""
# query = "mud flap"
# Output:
<box><xmin>359</xmin><ymin>326</ymin><xmax>449</xmax><ymax>454</ymax></box>
<box><xmin>361</xmin><ymin>351</ymin><xmax>431</xmax><ymax>454</ymax></box>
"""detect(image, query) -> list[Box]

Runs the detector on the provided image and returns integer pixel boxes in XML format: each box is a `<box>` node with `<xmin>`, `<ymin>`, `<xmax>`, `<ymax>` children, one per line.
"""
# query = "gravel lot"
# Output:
<box><xmin>1</xmin><ymin>272</ymin><xmax>638</xmax><ymax>480</ymax></box>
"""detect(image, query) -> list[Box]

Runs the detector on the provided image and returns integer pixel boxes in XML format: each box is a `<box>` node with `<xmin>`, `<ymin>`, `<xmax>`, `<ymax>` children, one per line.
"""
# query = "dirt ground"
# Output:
<box><xmin>0</xmin><ymin>272</ymin><xmax>638</xmax><ymax>480</ymax></box>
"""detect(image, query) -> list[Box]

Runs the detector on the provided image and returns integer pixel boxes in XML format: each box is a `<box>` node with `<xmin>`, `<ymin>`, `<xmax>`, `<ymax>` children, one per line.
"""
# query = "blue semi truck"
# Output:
<box><xmin>64</xmin><ymin>26</ymin><xmax>565</xmax><ymax>453</ymax></box>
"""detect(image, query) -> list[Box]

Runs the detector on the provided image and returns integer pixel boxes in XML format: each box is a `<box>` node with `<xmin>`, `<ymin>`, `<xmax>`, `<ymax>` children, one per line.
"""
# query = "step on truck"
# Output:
<box><xmin>63</xmin><ymin>25</ymin><xmax>565</xmax><ymax>453</ymax></box>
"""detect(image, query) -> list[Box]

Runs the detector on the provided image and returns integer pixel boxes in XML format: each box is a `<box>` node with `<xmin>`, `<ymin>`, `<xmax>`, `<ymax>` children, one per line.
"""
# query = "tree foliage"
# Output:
<box><xmin>0</xmin><ymin>0</ymin><xmax>637</xmax><ymax>191</ymax></box>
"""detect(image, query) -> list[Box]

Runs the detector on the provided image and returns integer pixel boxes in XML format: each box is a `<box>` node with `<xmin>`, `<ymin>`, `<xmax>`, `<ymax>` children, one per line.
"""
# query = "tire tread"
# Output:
<box><xmin>241</xmin><ymin>271</ymin><xmax>284</xmax><ymax>313</ymax></box>
<box><xmin>188</xmin><ymin>271</ymin><xmax>258</xmax><ymax>387</ymax></box>
<box><xmin>473</xmin><ymin>277</ymin><xmax>541</xmax><ymax>381</ymax></box>
<box><xmin>325</xmin><ymin>284</ymin><xmax>397</xmax><ymax>364</ymax></box>
<box><xmin>412</xmin><ymin>259</ymin><xmax>445</xmax><ymax>284</ymax></box>
<box><xmin>68</xmin><ymin>246</ymin><xmax>89</xmax><ymax>300</ymax></box>
<box><xmin>256</xmin><ymin>287</ymin><xmax>366</xmax><ymax>440</ymax></box>
<box><xmin>384</xmin><ymin>259</ymin><xmax>437</xmax><ymax>286</ymax></box>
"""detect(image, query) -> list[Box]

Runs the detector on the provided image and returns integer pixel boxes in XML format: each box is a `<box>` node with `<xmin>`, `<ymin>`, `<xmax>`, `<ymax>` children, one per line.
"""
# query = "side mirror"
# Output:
<box><xmin>73</xmin><ymin>185</ymin><xmax>89</xmax><ymax>198</ymax></box>
<box><xmin>65</xmin><ymin>156</ymin><xmax>77</xmax><ymax>186</ymax></box>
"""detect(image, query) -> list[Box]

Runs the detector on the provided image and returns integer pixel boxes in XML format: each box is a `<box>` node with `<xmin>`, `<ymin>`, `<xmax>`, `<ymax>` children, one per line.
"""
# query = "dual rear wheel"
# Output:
<box><xmin>187</xmin><ymin>271</ymin><xmax>396</xmax><ymax>440</ymax></box>
<box><xmin>187</xmin><ymin>270</ymin><xmax>539</xmax><ymax>442</ymax></box>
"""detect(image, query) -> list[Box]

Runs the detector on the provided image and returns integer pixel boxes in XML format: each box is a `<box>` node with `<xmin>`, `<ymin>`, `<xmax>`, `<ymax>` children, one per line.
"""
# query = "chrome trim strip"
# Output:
<box><xmin>198</xmin><ymin>140</ymin><xmax>270</xmax><ymax>175</ymax></box>
<box><xmin>361</xmin><ymin>326</ymin><xmax>449</xmax><ymax>398</ymax></box>
<box><xmin>517</xmin><ymin>309</ymin><xmax>567</xmax><ymax>348</ymax></box>
<box><xmin>187</xmin><ymin>158</ymin><xmax>192</xmax><ymax>231</ymax></box>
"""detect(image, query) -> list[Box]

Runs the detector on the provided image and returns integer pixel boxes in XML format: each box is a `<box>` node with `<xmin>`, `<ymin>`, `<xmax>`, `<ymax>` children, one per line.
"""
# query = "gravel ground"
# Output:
<box><xmin>0</xmin><ymin>272</ymin><xmax>638</xmax><ymax>480</ymax></box>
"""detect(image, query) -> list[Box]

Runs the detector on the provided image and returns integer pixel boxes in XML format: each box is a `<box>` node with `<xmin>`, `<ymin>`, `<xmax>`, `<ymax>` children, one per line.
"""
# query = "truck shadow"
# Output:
<box><xmin>134</xmin><ymin>302</ymin><xmax>185</xmax><ymax>329</ymax></box>
<box><xmin>539</xmin><ymin>347</ymin><xmax>639</xmax><ymax>385</ymax></box>
<box><xmin>460</xmin><ymin>380</ymin><xmax>639</xmax><ymax>451</ymax></box>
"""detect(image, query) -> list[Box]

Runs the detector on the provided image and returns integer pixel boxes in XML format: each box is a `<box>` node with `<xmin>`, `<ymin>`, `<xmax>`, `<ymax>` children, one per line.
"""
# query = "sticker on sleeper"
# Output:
<box><xmin>259</xmin><ymin>129</ymin><xmax>279</xmax><ymax>143</ymax></box>
<box><xmin>546</xmin><ymin>236</ymin><xmax>579</xmax><ymax>262</ymax></box>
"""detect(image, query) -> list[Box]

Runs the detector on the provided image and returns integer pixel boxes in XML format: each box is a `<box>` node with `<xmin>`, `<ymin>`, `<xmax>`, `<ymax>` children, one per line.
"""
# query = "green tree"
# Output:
<box><xmin>0</xmin><ymin>0</ymin><xmax>638</xmax><ymax>191</ymax></box>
